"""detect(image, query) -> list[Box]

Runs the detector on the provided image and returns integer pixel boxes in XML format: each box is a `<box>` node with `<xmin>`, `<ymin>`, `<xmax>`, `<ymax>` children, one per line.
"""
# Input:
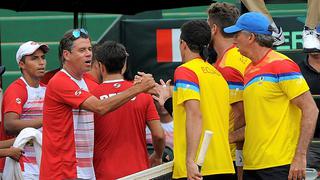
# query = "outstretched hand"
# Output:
<box><xmin>152</xmin><ymin>79</ymin><xmax>172</xmax><ymax>106</ymax></box>
<box><xmin>134</xmin><ymin>72</ymin><xmax>156</xmax><ymax>93</ymax></box>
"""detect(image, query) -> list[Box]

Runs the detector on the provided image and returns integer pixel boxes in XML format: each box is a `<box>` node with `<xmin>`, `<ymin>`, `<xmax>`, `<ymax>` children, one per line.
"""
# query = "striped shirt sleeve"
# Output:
<box><xmin>220</xmin><ymin>67</ymin><xmax>244</xmax><ymax>104</ymax></box>
<box><xmin>275</xmin><ymin>60</ymin><xmax>309</xmax><ymax>100</ymax></box>
<box><xmin>174</xmin><ymin>66</ymin><xmax>200</xmax><ymax>105</ymax></box>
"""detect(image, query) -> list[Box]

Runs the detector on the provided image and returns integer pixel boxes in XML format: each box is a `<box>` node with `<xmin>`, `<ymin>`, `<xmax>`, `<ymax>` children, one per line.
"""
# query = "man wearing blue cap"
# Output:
<box><xmin>224</xmin><ymin>12</ymin><xmax>319</xmax><ymax>180</ymax></box>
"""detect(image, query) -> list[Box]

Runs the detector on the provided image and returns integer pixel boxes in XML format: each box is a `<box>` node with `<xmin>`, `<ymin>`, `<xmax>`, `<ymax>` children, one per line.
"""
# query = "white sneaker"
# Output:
<box><xmin>272</xmin><ymin>26</ymin><xmax>285</xmax><ymax>46</ymax></box>
<box><xmin>303</xmin><ymin>28</ymin><xmax>320</xmax><ymax>53</ymax></box>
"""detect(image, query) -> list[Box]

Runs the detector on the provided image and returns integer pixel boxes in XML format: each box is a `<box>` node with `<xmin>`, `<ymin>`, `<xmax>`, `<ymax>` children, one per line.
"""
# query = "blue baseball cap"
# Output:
<box><xmin>224</xmin><ymin>12</ymin><xmax>272</xmax><ymax>35</ymax></box>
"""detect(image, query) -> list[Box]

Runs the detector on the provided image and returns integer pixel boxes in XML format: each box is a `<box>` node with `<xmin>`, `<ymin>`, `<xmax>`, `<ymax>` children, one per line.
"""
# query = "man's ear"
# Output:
<box><xmin>99</xmin><ymin>61</ymin><xmax>106</xmax><ymax>74</ymax></box>
<box><xmin>63</xmin><ymin>49</ymin><xmax>71</xmax><ymax>62</ymax></box>
<box><xmin>181</xmin><ymin>40</ymin><xmax>188</xmax><ymax>50</ymax></box>
<box><xmin>211</xmin><ymin>24</ymin><xmax>219</xmax><ymax>35</ymax></box>
<box><xmin>18</xmin><ymin>59</ymin><xmax>25</xmax><ymax>70</ymax></box>
<box><xmin>248</xmin><ymin>33</ymin><xmax>256</xmax><ymax>44</ymax></box>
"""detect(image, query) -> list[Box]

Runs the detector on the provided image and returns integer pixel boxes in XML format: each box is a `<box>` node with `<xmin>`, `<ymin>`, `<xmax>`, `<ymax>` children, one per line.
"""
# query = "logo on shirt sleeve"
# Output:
<box><xmin>113</xmin><ymin>83</ymin><xmax>121</xmax><ymax>88</ymax></box>
<box><xmin>75</xmin><ymin>89</ymin><xmax>82</xmax><ymax>96</ymax></box>
<box><xmin>15</xmin><ymin>98</ymin><xmax>21</xmax><ymax>104</ymax></box>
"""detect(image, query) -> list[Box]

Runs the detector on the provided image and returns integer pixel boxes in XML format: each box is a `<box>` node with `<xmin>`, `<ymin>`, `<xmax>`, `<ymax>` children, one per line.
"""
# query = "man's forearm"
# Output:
<box><xmin>0</xmin><ymin>148</ymin><xmax>11</xmax><ymax>158</ymax></box>
<box><xmin>4</xmin><ymin>119</ymin><xmax>42</xmax><ymax>135</ymax></box>
<box><xmin>102</xmin><ymin>85</ymin><xmax>141</xmax><ymax>113</ymax></box>
<box><xmin>81</xmin><ymin>86</ymin><xmax>142</xmax><ymax>115</ymax></box>
<box><xmin>231</xmin><ymin>101</ymin><xmax>245</xmax><ymax>149</ymax></box>
<box><xmin>0</xmin><ymin>138</ymin><xmax>15</xmax><ymax>149</ymax></box>
<box><xmin>186</xmin><ymin>114</ymin><xmax>202</xmax><ymax>163</ymax></box>
<box><xmin>291</xmin><ymin>92</ymin><xmax>319</xmax><ymax>156</ymax></box>
<box><xmin>295</xmin><ymin>108</ymin><xmax>318</xmax><ymax>156</ymax></box>
<box><xmin>230</xmin><ymin>127</ymin><xmax>245</xmax><ymax>146</ymax></box>
<box><xmin>152</xmin><ymin>136</ymin><xmax>165</xmax><ymax>159</ymax></box>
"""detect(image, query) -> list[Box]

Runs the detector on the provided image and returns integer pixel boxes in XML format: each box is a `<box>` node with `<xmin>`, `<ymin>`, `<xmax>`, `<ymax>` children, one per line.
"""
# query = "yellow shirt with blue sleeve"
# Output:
<box><xmin>215</xmin><ymin>46</ymin><xmax>251</xmax><ymax>160</ymax></box>
<box><xmin>172</xmin><ymin>58</ymin><xmax>235</xmax><ymax>178</ymax></box>
<box><xmin>243</xmin><ymin>50</ymin><xmax>309</xmax><ymax>170</ymax></box>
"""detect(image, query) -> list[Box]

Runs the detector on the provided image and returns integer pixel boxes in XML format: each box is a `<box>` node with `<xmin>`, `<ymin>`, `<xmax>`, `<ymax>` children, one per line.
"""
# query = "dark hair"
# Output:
<box><xmin>91</xmin><ymin>43</ymin><xmax>101</xmax><ymax>66</ymax></box>
<box><xmin>254</xmin><ymin>33</ymin><xmax>274</xmax><ymax>48</ymax></box>
<box><xmin>18</xmin><ymin>56</ymin><xmax>26</xmax><ymax>73</ymax></box>
<box><xmin>207</xmin><ymin>2</ymin><xmax>240</xmax><ymax>38</ymax></box>
<box><xmin>95</xmin><ymin>41</ymin><xmax>128</xmax><ymax>74</ymax></box>
<box><xmin>58</xmin><ymin>29</ymin><xmax>91</xmax><ymax>64</ymax></box>
<box><xmin>180</xmin><ymin>20</ymin><xmax>211</xmax><ymax>60</ymax></box>
<box><xmin>207</xmin><ymin>42</ymin><xmax>217</xmax><ymax>64</ymax></box>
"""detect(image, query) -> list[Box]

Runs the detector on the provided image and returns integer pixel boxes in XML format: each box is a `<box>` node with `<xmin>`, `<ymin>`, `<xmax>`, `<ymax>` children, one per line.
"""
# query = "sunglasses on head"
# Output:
<box><xmin>72</xmin><ymin>28</ymin><xmax>88</xmax><ymax>39</ymax></box>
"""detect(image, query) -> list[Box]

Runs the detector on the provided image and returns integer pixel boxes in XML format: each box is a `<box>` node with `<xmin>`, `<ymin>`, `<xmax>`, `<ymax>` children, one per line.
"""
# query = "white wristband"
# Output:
<box><xmin>235</xmin><ymin>150</ymin><xmax>243</xmax><ymax>167</ymax></box>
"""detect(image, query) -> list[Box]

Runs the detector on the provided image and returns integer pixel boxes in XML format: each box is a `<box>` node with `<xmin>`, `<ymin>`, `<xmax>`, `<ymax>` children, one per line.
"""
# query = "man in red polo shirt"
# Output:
<box><xmin>91</xmin><ymin>41</ymin><xmax>165</xmax><ymax>179</ymax></box>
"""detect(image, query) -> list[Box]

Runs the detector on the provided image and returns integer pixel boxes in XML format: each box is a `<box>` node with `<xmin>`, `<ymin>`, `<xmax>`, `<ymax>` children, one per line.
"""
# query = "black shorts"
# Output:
<box><xmin>174</xmin><ymin>174</ymin><xmax>235</xmax><ymax>180</ymax></box>
<box><xmin>168</xmin><ymin>153</ymin><xmax>237</xmax><ymax>180</ymax></box>
<box><xmin>243</xmin><ymin>164</ymin><xmax>290</xmax><ymax>180</ymax></box>
<box><xmin>173</xmin><ymin>162</ymin><xmax>237</xmax><ymax>180</ymax></box>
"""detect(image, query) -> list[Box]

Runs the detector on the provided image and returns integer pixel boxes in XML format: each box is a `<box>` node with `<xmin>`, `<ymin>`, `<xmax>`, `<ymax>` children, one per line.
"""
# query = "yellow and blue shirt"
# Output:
<box><xmin>215</xmin><ymin>45</ymin><xmax>251</xmax><ymax>160</ymax></box>
<box><xmin>243</xmin><ymin>49</ymin><xmax>309</xmax><ymax>170</ymax></box>
<box><xmin>172</xmin><ymin>58</ymin><xmax>234</xmax><ymax>178</ymax></box>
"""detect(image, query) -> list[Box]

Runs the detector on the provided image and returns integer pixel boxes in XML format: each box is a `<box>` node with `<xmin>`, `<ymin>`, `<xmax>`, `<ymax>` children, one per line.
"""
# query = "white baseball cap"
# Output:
<box><xmin>16</xmin><ymin>41</ymin><xmax>49</xmax><ymax>64</ymax></box>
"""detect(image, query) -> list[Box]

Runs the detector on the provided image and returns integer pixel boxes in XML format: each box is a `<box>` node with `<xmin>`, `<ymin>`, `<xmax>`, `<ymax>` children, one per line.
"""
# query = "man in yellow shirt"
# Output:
<box><xmin>207</xmin><ymin>3</ymin><xmax>251</xmax><ymax>179</ymax></box>
<box><xmin>224</xmin><ymin>12</ymin><xmax>319</xmax><ymax>180</ymax></box>
<box><xmin>172</xmin><ymin>20</ymin><xmax>234</xmax><ymax>180</ymax></box>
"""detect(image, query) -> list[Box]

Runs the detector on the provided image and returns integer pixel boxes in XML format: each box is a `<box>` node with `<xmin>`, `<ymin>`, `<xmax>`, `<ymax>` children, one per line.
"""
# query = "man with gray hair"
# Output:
<box><xmin>224</xmin><ymin>12</ymin><xmax>319</xmax><ymax>180</ymax></box>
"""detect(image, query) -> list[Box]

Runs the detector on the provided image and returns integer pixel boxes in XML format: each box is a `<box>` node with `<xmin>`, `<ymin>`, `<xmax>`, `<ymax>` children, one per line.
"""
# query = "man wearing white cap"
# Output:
<box><xmin>0</xmin><ymin>41</ymin><xmax>49</xmax><ymax>179</ymax></box>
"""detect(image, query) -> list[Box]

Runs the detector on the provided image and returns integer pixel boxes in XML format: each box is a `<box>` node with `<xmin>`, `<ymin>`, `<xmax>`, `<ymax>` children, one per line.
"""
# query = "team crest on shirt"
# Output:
<box><xmin>239</xmin><ymin>56</ymin><xmax>248</xmax><ymax>64</ymax></box>
<box><xmin>258</xmin><ymin>76</ymin><xmax>264</xmax><ymax>85</ymax></box>
<box><xmin>113</xmin><ymin>83</ymin><xmax>121</xmax><ymax>88</ymax></box>
<box><xmin>75</xmin><ymin>89</ymin><xmax>82</xmax><ymax>96</ymax></box>
<box><xmin>15</xmin><ymin>98</ymin><xmax>21</xmax><ymax>104</ymax></box>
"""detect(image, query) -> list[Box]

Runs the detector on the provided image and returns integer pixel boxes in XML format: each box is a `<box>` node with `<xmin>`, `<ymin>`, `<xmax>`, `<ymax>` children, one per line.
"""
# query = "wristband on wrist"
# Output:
<box><xmin>235</xmin><ymin>150</ymin><xmax>243</xmax><ymax>167</ymax></box>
